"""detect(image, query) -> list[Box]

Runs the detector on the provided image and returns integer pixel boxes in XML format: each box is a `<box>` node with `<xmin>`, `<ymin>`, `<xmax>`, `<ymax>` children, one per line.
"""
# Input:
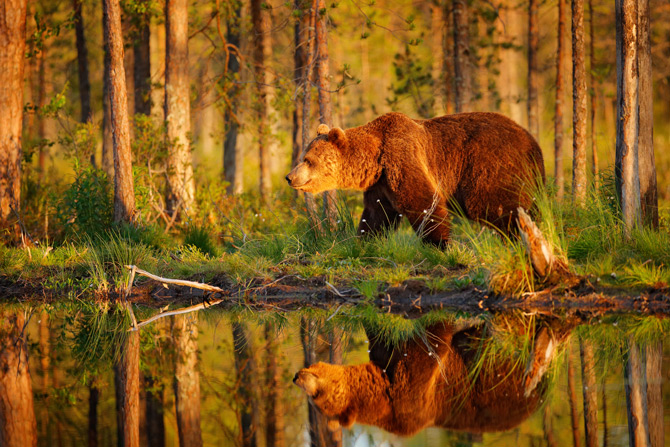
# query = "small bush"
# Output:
<box><xmin>58</xmin><ymin>165</ymin><xmax>113</xmax><ymax>239</ymax></box>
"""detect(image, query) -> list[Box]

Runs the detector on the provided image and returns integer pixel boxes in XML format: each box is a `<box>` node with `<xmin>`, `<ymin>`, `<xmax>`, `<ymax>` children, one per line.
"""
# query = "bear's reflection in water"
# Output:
<box><xmin>294</xmin><ymin>318</ymin><xmax>573</xmax><ymax>437</ymax></box>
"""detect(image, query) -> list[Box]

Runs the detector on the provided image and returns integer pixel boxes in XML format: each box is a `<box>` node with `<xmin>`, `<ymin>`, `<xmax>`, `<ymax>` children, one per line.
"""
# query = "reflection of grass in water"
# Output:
<box><xmin>71</xmin><ymin>302</ymin><xmax>131</xmax><ymax>370</ymax></box>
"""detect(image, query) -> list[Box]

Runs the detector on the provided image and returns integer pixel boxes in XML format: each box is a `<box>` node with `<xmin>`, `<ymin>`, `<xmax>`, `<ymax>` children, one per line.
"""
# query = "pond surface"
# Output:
<box><xmin>1</xmin><ymin>303</ymin><xmax>668</xmax><ymax>447</ymax></box>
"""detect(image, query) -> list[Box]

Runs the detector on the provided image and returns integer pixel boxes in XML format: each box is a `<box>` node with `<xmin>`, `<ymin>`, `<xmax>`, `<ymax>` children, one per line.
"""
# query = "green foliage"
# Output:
<box><xmin>58</xmin><ymin>165</ymin><xmax>113</xmax><ymax>239</ymax></box>
<box><xmin>182</xmin><ymin>224</ymin><xmax>219</xmax><ymax>257</ymax></box>
<box><xmin>387</xmin><ymin>44</ymin><xmax>434</xmax><ymax>118</ymax></box>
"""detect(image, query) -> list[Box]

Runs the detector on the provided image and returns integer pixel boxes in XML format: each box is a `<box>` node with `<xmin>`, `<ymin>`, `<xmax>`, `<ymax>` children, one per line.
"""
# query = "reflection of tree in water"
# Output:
<box><xmin>0</xmin><ymin>309</ymin><xmax>37</xmax><ymax>446</ymax></box>
<box><xmin>172</xmin><ymin>314</ymin><xmax>203</xmax><ymax>447</ymax></box>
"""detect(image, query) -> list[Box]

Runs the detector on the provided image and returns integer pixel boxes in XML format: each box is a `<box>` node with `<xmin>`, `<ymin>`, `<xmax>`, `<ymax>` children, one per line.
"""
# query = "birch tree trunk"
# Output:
<box><xmin>637</xmin><ymin>0</ymin><xmax>657</xmax><ymax>228</ymax></box>
<box><xmin>527</xmin><ymin>0</ymin><xmax>539</xmax><ymax>139</ymax></box>
<box><xmin>315</xmin><ymin>0</ymin><xmax>337</xmax><ymax>225</ymax></box>
<box><xmin>224</xmin><ymin>3</ymin><xmax>243</xmax><ymax>195</ymax></box>
<box><xmin>572</xmin><ymin>0</ymin><xmax>588</xmax><ymax>205</ymax></box>
<box><xmin>173</xmin><ymin>315</ymin><xmax>203</xmax><ymax>447</ymax></box>
<box><xmin>580</xmin><ymin>340</ymin><xmax>598</xmax><ymax>447</ymax></box>
<box><xmin>615</xmin><ymin>0</ymin><xmax>640</xmax><ymax>236</ymax></box>
<box><xmin>0</xmin><ymin>0</ymin><xmax>27</xmax><ymax>236</ymax></box>
<box><xmin>452</xmin><ymin>0</ymin><xmax>471</xmax><ymax>113</ymax></box>
<box><xmin>114</xmin><ymin>331</ymin><xmax>140</xmax><ymax>447</ymax></box>
<box><xmin>165</xmin><ymin>0</ymin><xmax>195</xmax><ymax>218</ymax></box>
<box><xmin>555</xmin><ymin>0</ymin><xmax>566</xmax><ymax>200</ymax></box>
<box><xmin>0</xmin><ymin>311</ymin><xmax>37</xmax><ymax>447</ymax></box>
<box><xmin>103</xmin><ymin>0</ymin><xmax>136</xmax><ymax>223</ymax></box>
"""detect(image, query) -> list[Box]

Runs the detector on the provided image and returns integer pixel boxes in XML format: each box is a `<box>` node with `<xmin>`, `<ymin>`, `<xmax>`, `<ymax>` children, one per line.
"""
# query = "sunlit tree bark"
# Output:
<box><xmin>315</xmin><ymin>0</ymin><xmax>337</xmax><ymax>225</ymax></box>
<box><xmin>114</xmin><ymin>331</ymin><xmax>140</xmax><ymax>447</ymax></box>
<box><xmin>165</xmin><ymin>0</ymin><xmax>195</xmax><ymax>218</ymax></box>
<box><xmin>0</xmin><ymin>311</ymin><xmax>37</xmax><ymax>447</ymax></box>
<box><xmin>103</xmin><ymin>0</ymin><xmax>136</xmax><ymax>223</ymax></box>
<box><xmin>102</xmin><ymin>26</ymin><xmax>115</xmax><ymax>180</ymax></box>
<box><xmin>572</xmin><ymin>0</ymin><xmax>588</xmax><ymax>205</ymax></box>
<box><xmin>588</xmin><ymin>0</ymin><xmax>598</xmax><ymax>189</ymax></box>
<box><xmin>0</xmin><ymin>0</ymin><xmax>27</xmax><ymax>236</ymax></box>
<box><xmin>637</xmin><ymin>0</ymin><xmax>657</xmax><ymax>228</ymax></box>
<box><xmin>173</xmin><ymin>315</ymin><xmax>203</xmax><ymax>447</ymax></box>
<box><xmin>527</xmin><ymin>0</ymin><xmax>539</xmax><ymax>138</ymax></box>
<box><xmin>615</xmin><ymin>0</ymin><xmax>640</xmax><ymax>236</ymax></box>
<box><xmin>555</xmin><ymin>0</ymin><xmax>566</xmax><ymax>199</ymax></box>
<box><xmin>292</xmin><ymin>0</ymin><xmax>306</xmax><ymax>171</ymax></box>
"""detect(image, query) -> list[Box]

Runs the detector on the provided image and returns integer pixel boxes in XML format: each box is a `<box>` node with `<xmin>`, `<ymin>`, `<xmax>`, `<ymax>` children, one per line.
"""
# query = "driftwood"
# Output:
<box><xmin>516</xmin><ymin>207</ymin><xmax>579</xmax><ymax>287</ymax></box>
<box><xmin>124</xmin><ymin>265</ymin><xmax>226</xmax><ymax>330</ymax></box>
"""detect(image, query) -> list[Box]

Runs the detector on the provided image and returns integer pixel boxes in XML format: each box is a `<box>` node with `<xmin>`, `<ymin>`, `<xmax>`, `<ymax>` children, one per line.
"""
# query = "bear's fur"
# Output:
<box><xmin>294</xmin><ymin>320</ymin><xmax>569</xmax><ymax>436</ymax></box>
<box><xmin>286</xmin><ymin>112</ymin><xmax>545</xmax><ymax>245</ymax></box>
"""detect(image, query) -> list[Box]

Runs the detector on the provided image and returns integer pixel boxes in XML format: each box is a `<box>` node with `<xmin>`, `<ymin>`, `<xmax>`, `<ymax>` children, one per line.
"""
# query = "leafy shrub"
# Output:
<box><xmin>58</xmin><ymin>165</ymin><xmax>113</xmax><ymax>239</ymax></box>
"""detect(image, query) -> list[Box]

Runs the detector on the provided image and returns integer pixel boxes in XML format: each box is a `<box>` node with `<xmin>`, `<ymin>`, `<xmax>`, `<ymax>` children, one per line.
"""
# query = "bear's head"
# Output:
<box><xmin>293</xmin><ymin>362</ymin><xmax>357</xmax><ymax>430</ymax></box>
<box><xmin>285</xmin><ymin>124</ymin><xmax>348</xmax><ymax>194</ymax></box>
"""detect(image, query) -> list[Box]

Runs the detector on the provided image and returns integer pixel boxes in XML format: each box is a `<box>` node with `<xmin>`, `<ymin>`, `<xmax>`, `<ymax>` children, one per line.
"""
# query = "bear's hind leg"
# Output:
<box><xmin>407</xmin><ymin>209</ymin><xmax>452</xmax><ymax>247</ymax></box>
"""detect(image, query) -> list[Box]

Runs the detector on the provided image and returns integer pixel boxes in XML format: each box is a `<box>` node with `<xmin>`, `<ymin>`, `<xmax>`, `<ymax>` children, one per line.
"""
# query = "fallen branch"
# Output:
<box><xmin>124</xmin><ymin>265</ymin><xmax>227</xmax><ymax>330</ymax></box>
<box><xmin>124</xmin><ymin>265</ymin><xmax>226</xmax><ymax>293</ymax></box>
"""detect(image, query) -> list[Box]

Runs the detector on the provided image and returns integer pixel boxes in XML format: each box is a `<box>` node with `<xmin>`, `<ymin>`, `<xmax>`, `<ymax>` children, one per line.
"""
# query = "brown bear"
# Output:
<box><xmin>286</xmin><ymin>112</ymin><xmax>545</xmax><ymax>245</ymax></box>
<box><xmin>294</xmin><ymin>319</ymin><xmax>569</xmax><ymax>436</ymax></box>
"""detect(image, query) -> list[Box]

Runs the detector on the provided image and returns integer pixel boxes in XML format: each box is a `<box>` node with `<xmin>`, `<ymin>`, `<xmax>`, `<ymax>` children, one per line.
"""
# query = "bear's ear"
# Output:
<box><xmin>328</xmin><ymin>127</ymin><xmax>346</xmax><ymax>147</ymax></box>
<box><xmin>317</xmin><ymin>124</ymin><xmax>330</xmax><ymax>135</ymax></box>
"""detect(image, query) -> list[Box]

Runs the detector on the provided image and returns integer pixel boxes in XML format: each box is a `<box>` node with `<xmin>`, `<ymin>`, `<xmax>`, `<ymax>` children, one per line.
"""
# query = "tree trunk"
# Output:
<box><xmin>102</xmin><ymin>29</ymin><xmax>115</xmax><ymax>180</ymax></box>
<box><xmin>300</xmin><ymin>0</ymin><xmax>320</xmax><ymax>226</ymax></box>
<box><xmin>615</xmin><ymin>0</ymin><xmax>640</xmax><ymax>236</ymax></box>
<box><xmin>645</xmin><ymin>342</ymin><xmax>663</xmax><ymax>447</ymax></box>
<box><xmin>37</xmin><ymin>47</ymin><xmax>49</xmax><ymax>178</ymax></box>
<box><xmin>0</xmin><ymin>311</ymin><xmax>37</xmax><ymax>447</ymax></box>
<box><xmin>580</xmin><ymin>340</ymin><xmax>598</xmax><ymax>447</ymax></box>
<box><xmin>74</xmin><ymin>0</ymin><xmax>92</xmax><ymax>123</ymax></box>
<box><xmin>315</xmin><ymin>0</ymin><xmax>337</xmax><ymax>226</ymax></box>
<box><xmin>224</xmin><ymin>3</ymin><xmax>243</xmax><ymax>195</ymax></box>
<box><xmin>527</xmin><ymin>0</ymin><xmax>539</xmax><ymax>139</ymax></box>
<box><xmin>114</xmin><ymin>331</ymin><xmax>140</xmax><ymax>447</ymax></box>
<box><xmin>165</xmin><ymin>0</ymin><xmax>195</xmax><ymax>218</ymax></box>
<box><xmin>588</xmin><ymin>0</ymin><xmax>598</xmax><ymax>189</ymax></box>
<box><xmin>0</xmin><ymin>0</ymin><xmax>27</xmax><ymax>235</ymax></box>
<box><xmin>103</xmin><ymin>0</ymin><xmax>136</xmax><ymax>223</ymax></box>
<box><xmin>88</xmin><ymin>384</ymin><xmax>99</xmax><ymax>447</ymax></box>
<box><xmin>452</xmin><ymin>0</ymin><xmax>471</xmax><ymax>113</ymax></box>
<box><xmin>572</xmin><ymin>0</ymin><xmax>588</xmax><ymax>205</ymax></box>
<box><xmin>134</xmin><ymin>3</ymin><xmax>152</xmax><ymax>116</ymax></box>
<box><xmin>624</xmin><ymin>339</ymin><xmax>651</xmax><ymax>447</ymax></box>
<box><xmin>232</xmin><ymin>322</ymin><xmax>258</xmax><ymax>447</ymax></box>
<box><xmin>431</xmin><ymin>2</ymin><xmax>446</xmax><ymax>114</ymax></box>
<box><xmin>441</xmin><ymin>0</ymin><xmax>453</xmax><ymax>115</ymax></box>
<box><xmin>567</xmin><ymin>350</ymin><xmax>582</xmax><ymax>447</ymax></box>
<box><xmin>173</xmin><ymin>315</ymin><xmax>203</xmax><ymax>447</ymax></box>
<box><xmin>264</xmin><ymin>324</ymin><xmax>285</xmax><ymax>447</ymax></box>
<box><xmin>145</xmin><ymin>376</ymin><xmax>166</xmax><ymax>447</ymax></box>
<box><xmin>543</xmin><ymin>404</ymin><xmax>558</xmax><ymax>447</ymax></box>
<box><xmin>38</xmin><ymin>310</ymin><xmax>51</xmax><ymax>442</ymax></box>
<box><xmin>251</xmin><ymin>0</ymin><xmax>273</xmax><ymax>202</ymax></box>
<box><xmin>292</xmin><ymin>0</ymin><xmax>305</xmax><ymax>170</ymax></box>
<box><xmin>601</xmin><ymin>377</ymin><xmax>608</xmax><ymax>447</ymax></box>
<box><xmin>555</xmin><ymin>0</ymin><xmax>566</xmax><ymax>200</ymax></box>
<box><xmin>637</xmin><ymin>0</ymin><xmax>657</xmax><ymax>228</ymax></box>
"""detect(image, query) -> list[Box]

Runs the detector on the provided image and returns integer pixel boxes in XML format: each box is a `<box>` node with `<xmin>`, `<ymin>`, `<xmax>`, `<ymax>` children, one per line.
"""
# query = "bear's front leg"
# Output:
<box><xmin>406</xmin><ymin>208</ymin><xmax>451</xmax><ymax>247</ymax></box>
<box><xmin>358</xmin><ymin>188</ymin><xmax>401</xmax><ymax>237</ymax></box>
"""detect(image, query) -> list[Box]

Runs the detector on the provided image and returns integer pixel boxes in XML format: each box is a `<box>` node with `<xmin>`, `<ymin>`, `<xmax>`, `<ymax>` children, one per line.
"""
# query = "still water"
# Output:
<box><xmin>2</xmin><ymin>304</ymin><xmax>668</xmax><ymax>447</ymax></box>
